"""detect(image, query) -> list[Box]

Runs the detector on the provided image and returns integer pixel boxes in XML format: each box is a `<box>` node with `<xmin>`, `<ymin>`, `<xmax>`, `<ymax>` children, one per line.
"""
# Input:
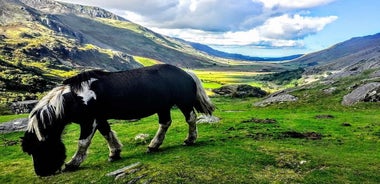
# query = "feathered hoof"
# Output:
<box><xmin>63</xmin><ymin>164</ymin><xmax>79</xmax><ymax>172</ymax></box>
<box><xmin>108</xmin><ymin>155</ymin><xmax>121</xmax><ymax>162</ymax></box>
<box><xmin>146</xmin><ymin>147</ymin><xmax>159</xmax><ymax>153</ymax></box>
<box><xmin>183</xmin><ymin>140</ymin><xmax>196</xmax><ymax>146</ymax></box>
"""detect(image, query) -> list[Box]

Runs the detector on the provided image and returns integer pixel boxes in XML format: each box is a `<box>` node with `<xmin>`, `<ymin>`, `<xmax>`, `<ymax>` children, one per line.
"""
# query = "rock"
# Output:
<box><xmin>0</xmin><ymin>118</ymin><xmax>29</xmax><ymax>133</ymax></box>
<box><xmin>134</xmin><ymin>133</ymin><xmax>150</xmax><ymax>144</ymax></box>
<box><xmin>342</xmin><ymin>82</ymin><xmax>380</xmax><ymax>106</ymax></box>
<box><xmin>212</xmin><ymin>84</ymin><xmax>267</xmax><ymax>98</ymax></box>
<box><xmin>323</xmin><ymin>87</ymin><xmax>337</xmax><ymax>94</ymax></box>
<box><xmin>254</xmin><ymin>93</ymin><xmax>298</xmax><ymax>107</ymax></box>
<box><xmin>106</xmin><ymin>162</ymin><xmax>142</xmax><ymax>177</ymax></box>
<box><xmin>370</xmin><ymin>70</ymin><xmax>380</xmax><ymax>78</ymax></box>
<box><xmin>9</xmin><ymin>100</ymin><xmax>38</xmax><ymax>114</ymax></box>
<box><xmin>196</xmin><ymin>115</ymin><xmax>220</xmax><ymax>123</ymax></box>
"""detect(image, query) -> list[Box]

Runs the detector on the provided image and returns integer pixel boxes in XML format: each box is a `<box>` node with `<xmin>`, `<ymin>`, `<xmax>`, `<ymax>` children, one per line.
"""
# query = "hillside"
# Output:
<box><xmin>1</xmin><ymin>65</ymin><xmax>380</xmax><ymax>183</ymax></box>
<box><xmin>1</xmin><ymin>0</ymin><xmax>380</xmax><ymax>104</ymax></box>
<box><xmin>0</xmin><ymin>0</ymin><xmax>261</xmax><ymax>102</ymax></box>
<box><xmin>21</xmin><ymin>0</ymin><xmax>276</xmax><ymax>69</ymax></box>
<box><xmin>288</xmin><ymin>33</ymin><xmax>380</xmax><ymax>80</ymax></box>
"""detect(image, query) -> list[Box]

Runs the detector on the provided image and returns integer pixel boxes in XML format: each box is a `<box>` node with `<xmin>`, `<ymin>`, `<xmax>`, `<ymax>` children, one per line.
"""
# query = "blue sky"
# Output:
<box><xmin>57</xmin><ymin>0</ymin><xmax>380</xmax><ymax>57</ymax></box>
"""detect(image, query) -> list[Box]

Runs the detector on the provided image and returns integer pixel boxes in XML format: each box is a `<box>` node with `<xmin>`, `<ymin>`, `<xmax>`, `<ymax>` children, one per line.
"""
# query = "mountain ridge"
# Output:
<box><xmin>285</xmin><ymin>32</ymin><xmax>380</xmax><ymax>83</ymax></box>
<box><xmin>187</xmin><ymin>41</ymin><xmax>303</xmax><ymax>62</ymax></box>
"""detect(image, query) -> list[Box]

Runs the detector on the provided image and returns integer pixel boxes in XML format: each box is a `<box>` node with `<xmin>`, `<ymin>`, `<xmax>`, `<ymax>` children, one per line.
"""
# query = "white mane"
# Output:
<box><xmin>26</xmin><ymin>78</ymin><xmax>99</xmax><ymax>141</ymax></box>
<box><xmin>27</xmin><ymin>85</ymin><xmax>71</xmax><ymax>141</ymax></box>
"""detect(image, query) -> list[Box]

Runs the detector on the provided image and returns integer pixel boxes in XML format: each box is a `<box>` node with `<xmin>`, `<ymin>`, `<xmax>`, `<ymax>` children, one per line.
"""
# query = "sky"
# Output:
<box><xmin>56</xmin><ymin>0</ymin><xmax>380</xmax><ymax>57</ymax></box>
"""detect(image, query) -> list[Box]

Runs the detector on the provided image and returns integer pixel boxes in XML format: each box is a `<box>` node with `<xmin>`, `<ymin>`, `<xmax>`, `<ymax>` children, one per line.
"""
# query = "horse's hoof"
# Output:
<box><xmin>108</xmin><ymin>155</ymin><xmax>122</xmax><ymax>162</ymax></box>
<box><xmin>183</xmin><ymin>140</ymin><xmax>195</xmax><ymax>146</ymax></box>
<box><xmin>63</xmin><ymin>164</ymin><xmax>79</xmax><ymax>172</ymax></box>
<box><xmin>146</xmin><ymin>147</ymin><xmax>159</xmax><ymax>153</ymax></box>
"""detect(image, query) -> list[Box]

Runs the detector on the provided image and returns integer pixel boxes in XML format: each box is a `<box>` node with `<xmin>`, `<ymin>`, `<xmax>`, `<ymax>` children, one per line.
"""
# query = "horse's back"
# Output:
<box><xmin>90</xmin><ymin>64</ymin><xmax>196</xmax><ymax>119</ymax></box>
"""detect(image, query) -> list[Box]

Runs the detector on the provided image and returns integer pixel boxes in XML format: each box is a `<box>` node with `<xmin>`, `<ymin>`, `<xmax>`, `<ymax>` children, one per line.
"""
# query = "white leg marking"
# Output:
<box><xmin>185</xmin><ymin>111</ymin><xmax>198</xmax><ymax>144</ymax></box>
<box><xmin>66</xmin><ymin>121</ymin><xmax>97</xmax><ymax>168</ymax></box>
<box><xmin>148</xmin><ymin>121</ymin><xmax>171</xmax><ymax>149</ymax></box>
<box><xmin>105</xmin><ymin>131</ymin><xmax>123</xmax><ymax>157</ymax></box>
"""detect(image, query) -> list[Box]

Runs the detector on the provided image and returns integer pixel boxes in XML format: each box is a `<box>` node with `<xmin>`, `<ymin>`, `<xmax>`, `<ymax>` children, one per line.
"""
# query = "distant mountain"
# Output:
<box><xmin>186</xmin><ymin>41</ymin><xmax>303</xmax><ymax>61</ymax></box>
<box><xmin>0</xmin><ymin>0</ymin><xmax>226</xmax><ymax>101</ymax></box>
<box><xmin>288</xmin><ymin>32</ymin><xmax>380</xmax><ymax>79</ymax></box>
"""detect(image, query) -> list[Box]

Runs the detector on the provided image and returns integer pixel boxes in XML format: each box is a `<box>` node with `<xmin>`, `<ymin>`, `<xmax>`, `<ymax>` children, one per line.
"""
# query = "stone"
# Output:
<box><xmin>0</xmin><ymin>118</ymin><xmax>28</xmax><ymax>133</ymax></box>
<box><xmin>9</xmin><ymin>100</ymin><xmax>38</xmax><ymax>114</ymax></box>
<box><xmin>134</xmin><ymin>133</ymin><xmax>150</xmax><ymax>144</ymax></box>
<box><xmin>212</xmin><ymin>84</ymin><xmax>267</xmax><ymax>98</ymax></box>
<box><xmin>254</xmin><ymin>93</ymin><xmax>298</xmax><ymax>107</ymax></box>
<box><xmin>196</xmin><ymin>115</ymin><xmax>220</xmax><ymax>123</ymax></box>
<box><xmin>342</xmin><ymin>82</ymin><xmax>380</xmax><ymax>106</ymax></box>
<box><xmin>323</xmin><ymin>87</ymin><xmax>337</xmax><ymax>94</ymax></box>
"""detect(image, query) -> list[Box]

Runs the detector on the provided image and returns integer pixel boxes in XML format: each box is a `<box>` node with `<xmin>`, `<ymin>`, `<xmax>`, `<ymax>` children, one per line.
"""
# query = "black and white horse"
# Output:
<box><xmin>21</xmin><ymin>64</ymin><xmax>215</xmax><ymax>176</ymax></box>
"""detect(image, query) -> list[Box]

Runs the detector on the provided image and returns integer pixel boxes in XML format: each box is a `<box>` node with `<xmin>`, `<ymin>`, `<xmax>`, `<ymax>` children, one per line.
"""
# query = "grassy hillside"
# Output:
<box><xmin>0</xmin><ymin>71</ymin><xmax>379</xmax><ymax>183</ymax></box>
<box><xmin>0</xmin><ymin>0</ymin><xmax>292</xmax><ymax>104</ymax></box>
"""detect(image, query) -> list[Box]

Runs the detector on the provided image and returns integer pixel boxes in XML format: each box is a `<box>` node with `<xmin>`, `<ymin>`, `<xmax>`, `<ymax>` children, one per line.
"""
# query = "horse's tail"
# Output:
<box><xmin>186</xmin><ymin>71</ymin><xmax>215</xmax><ymax>115</ymax></box>
<box><xmin>27</xmin><ymin>85</ymin><xmax>71</xmax><ymax>141</ymax></box>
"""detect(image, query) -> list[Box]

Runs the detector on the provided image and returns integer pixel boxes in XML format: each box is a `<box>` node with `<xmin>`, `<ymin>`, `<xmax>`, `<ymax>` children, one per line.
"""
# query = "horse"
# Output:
<box><xmin>21</xmin><ymin>64</ymin><xmax>215</xmax><ymax>176</ymax></box>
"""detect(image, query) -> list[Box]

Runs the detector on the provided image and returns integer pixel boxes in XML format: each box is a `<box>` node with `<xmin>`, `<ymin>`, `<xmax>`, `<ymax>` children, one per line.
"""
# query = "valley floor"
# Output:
<box><xmin>0</xmin><ymin>96</ymin><xmax>379</xmax><ymax>183</ymax></box>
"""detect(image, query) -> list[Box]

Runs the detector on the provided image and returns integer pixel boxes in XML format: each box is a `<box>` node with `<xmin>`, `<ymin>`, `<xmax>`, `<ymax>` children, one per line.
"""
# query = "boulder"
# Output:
<box><xmin>254</xmin><ymin>93</ymin><xmax>298</xmax><ymax>107</ymax></box>
<box><xmin>342</xmin><ymin>82</ymin><xmax>380</xmax><ymax>105</ymax></box>
<box><xmin>196</xmin><ymin>115</ymin><xmax>220</xmax><ymax>124</ymax></box>
<box><xmin>212</xmin><ymin>84</ymin><xmax>267</xmax><ymax>98</ymax></box>
<box><xmin>0</xmin><ymin>118</ymin><xmax>28</xmax><ymax>133</ymax></box>
<box><xmin>9</xmin><ymin>100</ymin><xmax>38</xmax><ymax>114</ymax></box>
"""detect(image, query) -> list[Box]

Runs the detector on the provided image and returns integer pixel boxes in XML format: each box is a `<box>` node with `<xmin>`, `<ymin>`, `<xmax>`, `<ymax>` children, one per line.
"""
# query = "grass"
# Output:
<box><xmin>134</xmin><ymin>56</ymin><xmax>162</xmax><ymax>66</ymax></box>
<box><xmin>0</xmin><ymin>68</ymin><xmax>379</xmax><ymax>183</ymax></box>
<box><xmin>0</xmin><ymin>94</ymin><xmax>379</xmax><ymax>183</ymax></box>
<box><xmin>192</xmin><ymin>70</ymin><xmax>282</xmax><ymax>94</ymax></box>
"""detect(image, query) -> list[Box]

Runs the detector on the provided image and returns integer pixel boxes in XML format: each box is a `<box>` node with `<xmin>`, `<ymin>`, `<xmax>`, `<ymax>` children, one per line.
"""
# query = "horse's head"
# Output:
<box><xmin>21</xmin><ymin>130</ymin><xmax>66</xmax><ymax>176</ymax></box>
<box><xmin>20</xmin><ymin>86</ymin><xmax>73</xmax><ymax>176</ymax></box>
<box><xmin>22</xmin><ymin>80</ymin><xmax>97</xmax><ymax>176</ymax></box>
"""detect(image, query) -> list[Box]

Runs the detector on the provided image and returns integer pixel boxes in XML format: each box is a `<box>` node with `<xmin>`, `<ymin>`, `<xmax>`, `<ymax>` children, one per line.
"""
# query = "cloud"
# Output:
<box><xmin>56</xmin><ymin>0</ymin><xmax>338</xmax><ymax>48</ymax></box>
<box><xmin>152</xmin><ymin>13</ymin><xmax>337</xmax><ymax>47</ymax></box>
<box><xmin>253</xmin><ymin>0</ymin><xmax>335</xmax><ymax>9</ymax></box>
<box><xmin>256</xmin><ymin>14</ymin><xmax>338</xmax><ymax>40</ymax></box>
<box><xmin>116</xmin><ymin>0</ymin><xmax>264</xmax><ymax>32</ymax></box>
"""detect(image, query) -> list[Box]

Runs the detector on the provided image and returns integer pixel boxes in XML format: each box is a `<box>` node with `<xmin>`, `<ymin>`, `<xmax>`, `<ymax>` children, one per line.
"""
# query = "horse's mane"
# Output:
<box><xmin>63</xmin><ymin>70</ymin><xmax>109</xmax><ymax>91</ymax></box>
<box><xmin>27</xmin><ymin>70</ymin><xmax>109</xmax><ymax>141</ymax></box>
<box><xmin>27</xmin><ymin>86</ymin><xmax>71</xmax><ymax>141</ymax></box>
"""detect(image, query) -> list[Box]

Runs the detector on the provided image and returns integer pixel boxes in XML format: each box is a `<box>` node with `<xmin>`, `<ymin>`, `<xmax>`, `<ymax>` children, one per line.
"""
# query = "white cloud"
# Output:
<box><xmin>152</xmin><ymin>13</ymin><xmax>337</xmax><ymax>48</ymax></box>
<box><xmin>56</xmin><ymin>0</ymin><xmax>338</xmax><ymax>49</ymax></box>
<box><xmin>256</xmin><ymin>14</ymin><xmax>338</xmax><ymax>40</ymax></box>
<box><xmin>253</xmin><ymin>0</ymin><xmax>335</xmax><ymax>9</ymax></box>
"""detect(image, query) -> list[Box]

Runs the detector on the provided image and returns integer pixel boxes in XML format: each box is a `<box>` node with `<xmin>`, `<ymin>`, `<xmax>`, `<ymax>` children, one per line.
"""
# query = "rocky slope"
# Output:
<box><xmin>0</xmin><ymin>0</ymin><xmax>233</xmax><ymax>102</ymax></box>
<box><xmin>289</xmin><ymin>33</ymin><xmax>380</xmax><ymax>80</ymax></box>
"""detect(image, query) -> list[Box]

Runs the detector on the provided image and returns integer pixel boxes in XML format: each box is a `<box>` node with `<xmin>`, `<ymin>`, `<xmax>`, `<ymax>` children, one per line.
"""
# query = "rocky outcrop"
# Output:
<box><xmin>254</xmin><ymin>93</ymin><xmax>298</xmax><ymax>107</ymax></box>
<box><xmin>196</xmin><ymin>115</ymin><xmax>220</xmax><ymax>124</ymax></box>
<box><xmin>0</xmin><ymin>118</ymin><xmax>28</xmax><ymax>133</ymax></box>
<box><xmin>19</xmin><ymin>0</ymin><xmax>125</xmax><ymax>20</ymax></box>
<box><xmin>342</xmin><ymin>82</ymin><xmax>380</xmax><ymax>106</ymax></box>
<box><xmin>10</xmin><ymin>100</ymin><xmax>38</xmax><ymax>114</ymax></box>
<box><xmin>212</xmin><ymin>84</ymin><xmax>267</xmax><ymax>98</ymax></box>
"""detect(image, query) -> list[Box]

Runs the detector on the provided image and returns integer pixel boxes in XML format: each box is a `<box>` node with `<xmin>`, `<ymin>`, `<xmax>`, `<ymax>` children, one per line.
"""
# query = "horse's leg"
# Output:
<box><xmin>147</xmin><ymin>110</ymin><xmax>172</xmax><ymax>153</ymax></box>
<box><xmin>64</xmin><ymin>119</ymin><xmax>97</xmax><ymax>171</ymax></box>
<box><xmin>96</xmin><ymin>119</ymin><xmax>123</xmax><ymax>162</ymax></box>
<box><xmin>183</xmin><ymin>110</ymin><xmax>198</xmax><ymax>145</ymax></box>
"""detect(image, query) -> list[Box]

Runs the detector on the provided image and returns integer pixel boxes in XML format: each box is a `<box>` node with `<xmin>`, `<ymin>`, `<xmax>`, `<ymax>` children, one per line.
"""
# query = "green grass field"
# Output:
<box><xmin>1</xmin><ymin>97</ymin><xmax>379</xmax><ymax>183</ymax></box>
<box><xmin>0</xmin><ymin>71</ymin><xmax>379</xmax><ymax>183</ymax></box>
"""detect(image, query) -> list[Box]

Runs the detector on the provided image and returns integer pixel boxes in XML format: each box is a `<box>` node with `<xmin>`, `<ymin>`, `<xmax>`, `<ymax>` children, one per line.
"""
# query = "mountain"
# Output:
<box><xmin>4</xmin><ymin>0</ymin><xmax>226</xmax><ymax>68</ymax></box>
<box><xmin>0</xmin><ymin>0</ymin><xmax>211</xmax><ymax>102</ymax></box>
<box><xmin>187</xmin><ymin>41</ymin><xmax>303</xmax><ymax>61</ymax></box>
<box><xmin>288</xmin><ymin>32</ymin><xmax>380</xmax><ymax>80</ymax></box>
